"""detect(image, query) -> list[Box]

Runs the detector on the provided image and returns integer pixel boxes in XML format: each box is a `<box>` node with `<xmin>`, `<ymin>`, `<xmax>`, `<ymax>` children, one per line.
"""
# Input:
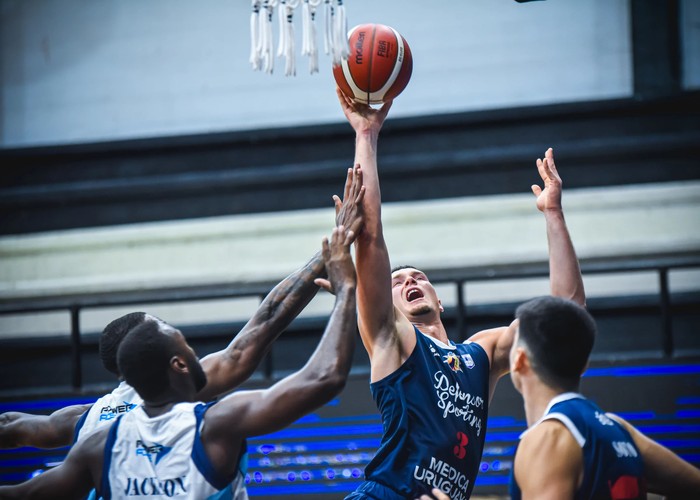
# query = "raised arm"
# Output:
<box><xmin>336</xmin><ymin>89</ymin><xmax>407</xmax><ymax>365</ymax></box>
<box><xmin>535</xmin><ymin>148</ymin><xmax>585</xmax><ymax>306</ymax></box>
<box><xmin>0</xmin><ymin>403</ymin><xmax>91</xmax><ymax>450</ymax></box>
<box><xmin>201</xmin><ymin>226</ymin><xmax>358</xmax><ymax>477</ymax></box>
<box><xmin>196</xmin><ymin>165</ymin><xmax>368</xmax><ymax>402</ymax></box>
<box><xmin>609</xmin><ymin>413</ymin><xmax>700</xmax><ymax>496</ymax></box>
<box><xmin>196</xmin><ymin>250</ymin><xmax>325</xmax><ymax>401</ymax></box>
<box><xmin>473</xmin><ymin>148</ymin><xmax>586</xmax><ymax>397</ymax></box>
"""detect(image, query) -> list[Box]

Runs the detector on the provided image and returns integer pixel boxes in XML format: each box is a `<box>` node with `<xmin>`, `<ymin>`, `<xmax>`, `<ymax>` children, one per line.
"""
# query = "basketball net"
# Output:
<box><xmin>249</xmin><ymin>0</ymin><xmax>349</xmax><ymax>76</ymax></box>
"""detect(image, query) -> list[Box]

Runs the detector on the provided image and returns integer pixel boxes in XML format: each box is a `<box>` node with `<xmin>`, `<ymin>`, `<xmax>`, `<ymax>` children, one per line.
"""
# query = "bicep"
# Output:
<box><xmin>354</xmin><ymin>235</ymin><xmax>398</xmax><ymax>354</ymax></box>
<box><xmin>0</xmin><ymin>404</ymin><xmax>89</xmax><ymax>449</ymax></box>
<box><xmin>206</xmin><ymin>371</ymin><xmax>338</xmax><ymax>440</ymax></box>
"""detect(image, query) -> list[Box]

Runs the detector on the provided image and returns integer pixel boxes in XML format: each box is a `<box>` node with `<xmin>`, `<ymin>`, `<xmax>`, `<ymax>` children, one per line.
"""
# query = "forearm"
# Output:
<box><xmin>306</xmin><ymin>287</ymin><xmax>357</xmax><ymax>389</ymax></box>
<box><xmin>0</xmin><ymin>412</ymin><xmax>25</xmax><ymax>448</ymax></box>
<box><xmin>200</xmin><ymin>252</ymin><xmax>326</xmax><ymax>399</ymax></box>
<box><xmin>545</xmin><ymin>209</ymin><xmax>585</xmax><ymax>306</ymax></box>
<box><xmin>354</xmin><ymin>130</ymin><xmax>381</xmax><ymax>234</ymax></box>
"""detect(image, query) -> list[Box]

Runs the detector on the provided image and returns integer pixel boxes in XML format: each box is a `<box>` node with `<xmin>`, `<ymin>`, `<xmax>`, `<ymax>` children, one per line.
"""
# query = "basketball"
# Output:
<box><xmin>333</xmin><ymin>24</ymin><xmax>413</xmax><ymax>105</ymax></box>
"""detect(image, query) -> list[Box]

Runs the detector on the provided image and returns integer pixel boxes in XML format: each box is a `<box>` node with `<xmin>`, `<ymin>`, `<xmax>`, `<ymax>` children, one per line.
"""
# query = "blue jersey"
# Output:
<box><xmin>347</xmin><ymin>326</ymin><xmax>490</xmax><ymax>499</ymax></box>
<box><xmin>509</xmin><ymin>393</ymin><xmax>646</xmax><ymax>500</ymax></box>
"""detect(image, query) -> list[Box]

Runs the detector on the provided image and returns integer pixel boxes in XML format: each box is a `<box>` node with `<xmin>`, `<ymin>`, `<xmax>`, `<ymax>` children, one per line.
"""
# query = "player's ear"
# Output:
<box><xmin>438</xmin><ymin>299</ymin><xmax>444</xmax><ymax>313</ymax></box>
<box><xmin>171</xmin><ymin>356</ymin><xmax>188</xmax><ymax>373</ymax></box>
<box><xmin>512</xmin><ymin>348</ymin><xmax>527</xmax><ymax>373</ymax></box>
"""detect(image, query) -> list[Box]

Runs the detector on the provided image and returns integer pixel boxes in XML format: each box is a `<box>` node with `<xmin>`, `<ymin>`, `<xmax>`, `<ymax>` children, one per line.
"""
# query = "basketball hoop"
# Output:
<box><xmin>249</xmin><ymin>0</ymin><xmax>349</xmax><ymax>76</ymax></box>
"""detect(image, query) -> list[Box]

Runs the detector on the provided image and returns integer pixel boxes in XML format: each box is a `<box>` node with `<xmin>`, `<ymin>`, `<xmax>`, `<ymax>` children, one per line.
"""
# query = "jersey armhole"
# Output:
<box><xmin>99</xmin><ymin>414</ymin><xmax>122</xmax><ymax>500</ymax></box>
<box><xmin>72</xmin><ymin>405</ymin><xmax>92</xmax><ymax>444</ymax></box>
<box><xmin>542</xmin><ymin>412</ymin><xmax>586</xmax><ymax>447</ymax></box>
<box><xmin>191</xmin><ymin>401</ymin><xmax>234</xmax><ymax>490</ymax></box>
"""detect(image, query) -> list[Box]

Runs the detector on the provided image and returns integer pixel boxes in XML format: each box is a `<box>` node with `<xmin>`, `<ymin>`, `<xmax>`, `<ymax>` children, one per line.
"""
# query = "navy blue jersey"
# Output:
<box><xmin>509</xmin><ymin>393</ymin><xmax>646</xmax><ymax>500</ymax></box>
<box><xmin>347</xmin><ymin>326</ymin><xmax>490</xmax><ymax>499</ymax></box>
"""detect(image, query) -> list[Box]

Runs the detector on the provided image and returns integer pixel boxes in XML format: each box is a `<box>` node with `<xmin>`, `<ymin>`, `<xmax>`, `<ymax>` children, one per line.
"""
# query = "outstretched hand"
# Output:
<box><xmin>416</xmin><ymin>488</ymin><xmax>451</xmax><ymax>500</ymax></box>
<box><xmin>531</xmin><ymin>147</ymin><xmax>563</xmax><ymax>213</ymax></box>
<box><xmin>336</xmin><ymin>87</ymin><xmax>392</xmax><ymax>135</ymax></box>
<box><xmin>314</xmin><ymin>225</ymin><xmax>357</xmax><ymax>295</ymax></box>
<box><xmin>334</xmin><ymin>164</ymin><xmax>365</xmax><ymax>238</ymax></box>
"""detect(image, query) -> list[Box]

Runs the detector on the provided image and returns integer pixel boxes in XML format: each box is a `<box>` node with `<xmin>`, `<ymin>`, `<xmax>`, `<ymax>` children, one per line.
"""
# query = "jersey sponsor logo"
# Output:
<box><xmin>433</xmin><ymin>371</ymin><xmax>484</xmax><ymax>436</ymax></box>
<box><xmin>123</xmin><ymin>476</ymin><xmax>187</xmax><ymax>496</ymax></box>
<box><xmin>99</xmin><ymin>401</ymin><xmax>138</xmax><ymax>421</ymax></box>
<box><xmin>414</xmin><ymin>456</ymin><xmax>470</xmax><ymax>500</ymax></box>
<box><xmin>595</xmin><ymin>411</ymin><xmax>615</xmax><ymax>426</ymax></box>
<box><xmin>136</xmin><ymin>440</ymin><xmax>173</xmax><ymax>465</ymax></box>
<box><xmin>612</xmin><ymin>440</ymin><xmax>639</xmax><ymax>458</ymax></box>
<box><xmin>608</xmin><ymin>475</ymin><xmax>644</xmax><ymax>499</ymax></box>
<box><xmin>443</xmin><ymin>352</ymin><xmax>463</xmax><ymax>372</ymax></box>
<box><xmin>461</xmin><ymin>354</ymin><xmax>475</xmax><ymax>369</ymax></box>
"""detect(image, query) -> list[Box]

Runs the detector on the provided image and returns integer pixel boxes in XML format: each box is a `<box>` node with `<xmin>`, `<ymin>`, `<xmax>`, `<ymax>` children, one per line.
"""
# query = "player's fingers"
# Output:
<box><xmin>321</xmin><ymin>236</ymin><xmax>330</xmax><ymax>261</ymax></box>
<box><xmin>531</xmin><ymin>185</ymin><xmax>542</xmax><ymax>197</ymax></box>
<box><xmin>355</xmin><ymin>185</ymin><xmax>366</xmax><ymax>204</ymax></box>
<box><xmin>379</xmin><ymin>99</ymin><xmax>393</xmax><ymax>117</ymax></box>
<box><xmin>431</xmin><ymin>489</ymin><xmax>450</xmax><ymax>500</ymax></box>
<box><xmin>314</xmin><ymin>278</ymin><xmax>333</xmax><ymax>293</ymax></box>
<box><xmin>535</xmin><ymin>157</ymin><xmax>546</xmax><ymax>180</ymax></box>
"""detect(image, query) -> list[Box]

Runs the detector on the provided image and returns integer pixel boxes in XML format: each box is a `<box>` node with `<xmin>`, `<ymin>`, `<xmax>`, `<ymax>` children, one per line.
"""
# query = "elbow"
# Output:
<box><xmin>310</xmin><ymin>364</ymin><xmax>350</xmax><ymax>401</ymax></box>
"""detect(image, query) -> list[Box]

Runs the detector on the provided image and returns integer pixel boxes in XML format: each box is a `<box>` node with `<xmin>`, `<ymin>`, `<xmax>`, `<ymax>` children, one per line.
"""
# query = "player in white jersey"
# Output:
<box><xmin>0</xmin><ymin>221</ymin><xmax>360</xmax><ymax>499</ymax></box>
<box><xmin>0</xmin><ymin>166</ymin><xmax>366</xmax><ymax>450</ymax></box>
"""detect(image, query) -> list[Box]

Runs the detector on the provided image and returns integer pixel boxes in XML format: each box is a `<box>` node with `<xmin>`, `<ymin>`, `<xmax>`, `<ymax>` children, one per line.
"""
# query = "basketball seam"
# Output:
<box><xmin>340</xmin><ymin>26</ymin><xmax>366</xmax><ymax>102</ymax></box>
<box><xmin>370</xmin><ymin>27</ymin><xmax>404</xmax><ymax>104</ymax></box>
<box><xmin>365</xmin><ymin>25</ymin><xmax>375</xmax><ymax>104</ymax></box>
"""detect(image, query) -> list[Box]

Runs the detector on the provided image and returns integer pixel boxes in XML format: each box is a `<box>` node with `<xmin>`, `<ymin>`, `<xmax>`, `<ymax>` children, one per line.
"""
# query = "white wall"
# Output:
<box><xmin>2</xmin><ymin>182</ymin><xmax>699</xmax><ymax>338</ymax></box>
<box><xmin>1</xmin><ymin>0</ymin><xmax>633</xmax><ymax>147</ymax></box>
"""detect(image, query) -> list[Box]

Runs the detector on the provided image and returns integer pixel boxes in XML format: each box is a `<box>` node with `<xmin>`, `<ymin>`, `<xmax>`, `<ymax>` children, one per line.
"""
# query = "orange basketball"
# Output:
<box><xmin>333</xmin><ymin>24</ymin><xmax>413</xmax><ymax>105</ymax></box>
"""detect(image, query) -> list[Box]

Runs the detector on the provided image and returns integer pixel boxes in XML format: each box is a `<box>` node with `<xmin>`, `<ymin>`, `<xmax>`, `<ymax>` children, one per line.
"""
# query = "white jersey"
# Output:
<box><xmin>75</xmin><ymin>381</ymin><xmax>142</xmax><ymax>442</ymax></box>
<box><xmin>101</xmin><ymin>402</ymin><xmax>248</xmax><ymax>500</ymax></box>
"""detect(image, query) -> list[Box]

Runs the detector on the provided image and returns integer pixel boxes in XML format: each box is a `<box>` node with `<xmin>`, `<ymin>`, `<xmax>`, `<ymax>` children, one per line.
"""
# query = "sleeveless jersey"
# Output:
<box><xmin>509</xmin><ymin>393</ymin><xmax>646</xmax><ymax>500</ymax></box>
<box><xmin>74</xmin><ymin>381</ymin><xmax>142</xmax><ymax>442</ymax></box>
<box><xmin>347</xmin><ymin>326</ymin><xmax>490</xmax><ymax>499</ymax></box>
<box><xmin>100</xmin><ymin>402</ymin><xmax>248</xmax><ymax>500</ymax></box>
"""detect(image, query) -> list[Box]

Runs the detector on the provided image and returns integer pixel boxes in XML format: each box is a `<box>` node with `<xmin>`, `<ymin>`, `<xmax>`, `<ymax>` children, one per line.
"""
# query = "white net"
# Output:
<box><xmin>249</xmin><ymin>0</ymin><xmax>349</xmax><ymax>76</ymax></box>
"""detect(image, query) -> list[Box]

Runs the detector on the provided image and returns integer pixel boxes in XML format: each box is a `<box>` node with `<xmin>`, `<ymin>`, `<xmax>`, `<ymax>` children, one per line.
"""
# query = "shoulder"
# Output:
<box><xmin>515</xmin><ymin>420</ymin><xmax>584</xmax><ymax>496</ymax></box>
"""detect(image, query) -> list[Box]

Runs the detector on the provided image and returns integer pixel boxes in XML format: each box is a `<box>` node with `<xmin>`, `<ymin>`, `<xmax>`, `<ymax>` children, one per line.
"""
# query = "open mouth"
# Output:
<box><xmin>406</xmin><ymin>288</ymin><xmax>424</xmax><ymax>302</ymax></box>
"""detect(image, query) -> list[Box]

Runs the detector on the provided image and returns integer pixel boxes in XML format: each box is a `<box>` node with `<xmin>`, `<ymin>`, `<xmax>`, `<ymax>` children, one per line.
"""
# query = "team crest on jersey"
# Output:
<box><xmin>443</xmin><ymin>352</ymin><xmax>463</xmax><ymax>372</ymax></box>
<box><xmin>461</xmin><ymin>353</ymin><xmax>476</xmax><ymax>369</ymax></box>
<box><xmin>136</xmin><ymin>440</ymin><xmax>172</xmax><ymax>465</ymax></box>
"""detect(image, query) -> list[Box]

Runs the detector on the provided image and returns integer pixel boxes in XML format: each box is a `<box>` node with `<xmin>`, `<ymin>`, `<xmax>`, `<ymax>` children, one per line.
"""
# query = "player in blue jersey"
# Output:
<box><xmin>336</xmin><ymin>86</ymin><xmax>586</xmax><ymax>500</ymax></box>
<box><xmin>508</xmin><ymin>296</ymin><xmax>700</xmax><ymax>499</ymax></box>
<box><xmin>0</xmin><ymin>222</ymin><xmax>360</xmax><ymax>499</ymax></box>
<box><xmin>0</xmin><ymin>165</ymin><xmax>367</xmax><ymax>452</ymax></box>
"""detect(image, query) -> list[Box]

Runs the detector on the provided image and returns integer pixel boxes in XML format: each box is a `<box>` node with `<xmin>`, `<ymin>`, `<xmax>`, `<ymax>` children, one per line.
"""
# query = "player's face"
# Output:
<box><xmin>390</xmin><ymin>268</ymin><xmax>443</xmax><ymax>319</ymax></box>
<box><xmin>167</xmin><ymin>327</ymin><xmax>208</xmax><ymax>394</ymax></box>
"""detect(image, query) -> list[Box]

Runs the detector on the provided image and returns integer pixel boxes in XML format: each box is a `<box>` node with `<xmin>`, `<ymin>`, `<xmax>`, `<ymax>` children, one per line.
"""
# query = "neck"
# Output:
<box><xmin>142</xmin><ymin>389</ymin><xmax>189</xmax><ymax>418</ymax></box>
<box><xmin>521</xmin><ymin>380</ymin><xmax>565</xmax><ymax>427</ymax></box>
<box><xmin>412</xmin><ymin>318</ymin><xmax>450</xmax><ymax>344</ymax></box>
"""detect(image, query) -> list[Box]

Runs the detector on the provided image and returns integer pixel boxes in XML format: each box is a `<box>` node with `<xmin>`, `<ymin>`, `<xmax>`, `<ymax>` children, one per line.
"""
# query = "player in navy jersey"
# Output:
<box><xmin>336</xmin><ymin>86</ymin><xmax>586</xmax><ymax>500</ymax></box>
<box><xmin>508</xmin><ymin>296</ymin><xmax>700</xmax><ymax>499</ymax></box>
<box><xmin>0</xmin><ymin>223</ymin><xmax>360</xmax><ymax>499</ymax></box>
<box><xmin>0</xmin><ymin>165</ymin><xmax>366</xmax><ymax>452</ymax></box>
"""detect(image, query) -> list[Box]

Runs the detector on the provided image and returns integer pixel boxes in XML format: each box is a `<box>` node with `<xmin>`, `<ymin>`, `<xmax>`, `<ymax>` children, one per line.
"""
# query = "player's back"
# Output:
<box><xmin>511</xmin><ymin>393</ymin><xmax>646</xmax><ymax>500</ymax></box>
<box><xmin>74</xmin><ymin>381</ymin><xmax>141</xmax><ymax>442</ymax></box>
<box><xmin>100</xmin><ymin>401</ymin><xmax>248</xmax><ymax>500</ymax></box>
